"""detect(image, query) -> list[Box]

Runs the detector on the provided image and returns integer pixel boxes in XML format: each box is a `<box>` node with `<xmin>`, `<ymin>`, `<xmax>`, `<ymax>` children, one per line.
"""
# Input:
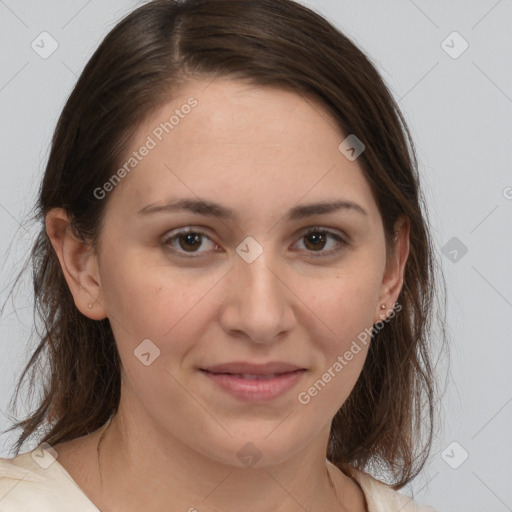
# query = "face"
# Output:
<box><xmin>80</xmin><ymin>78</ymin><xmax>402</xmax><ymax>467</ymax></box>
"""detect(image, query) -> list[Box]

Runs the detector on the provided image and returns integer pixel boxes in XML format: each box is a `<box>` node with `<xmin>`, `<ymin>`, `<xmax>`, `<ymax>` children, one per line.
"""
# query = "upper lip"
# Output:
<box><xmin>201</xmin><ymin>362</ymin><xmax>306</xmax><ymax>375</ymax></box>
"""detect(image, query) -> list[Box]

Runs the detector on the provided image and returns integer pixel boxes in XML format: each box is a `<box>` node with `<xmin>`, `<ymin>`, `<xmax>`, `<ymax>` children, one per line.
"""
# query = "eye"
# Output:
<box><xmin>292</xmin><ymin>226</ymin><xmax>348</xmax><ymax>257</ymax></box>
<box><xmin>162</xmin><ymin>226</ymin><xmax>348</xmax><ymax>259</ymax></box>
<box><xmin>162</xmin><ymin>228</ymin><xmax>219</xmax><ymax>257</ymax></box>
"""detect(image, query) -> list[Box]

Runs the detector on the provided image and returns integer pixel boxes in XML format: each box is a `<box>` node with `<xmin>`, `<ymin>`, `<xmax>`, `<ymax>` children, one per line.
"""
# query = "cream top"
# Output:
<box><xmin>0</xmin><ymin>450</ymin><xmax>438</xmax><ymax>511</ymax></box>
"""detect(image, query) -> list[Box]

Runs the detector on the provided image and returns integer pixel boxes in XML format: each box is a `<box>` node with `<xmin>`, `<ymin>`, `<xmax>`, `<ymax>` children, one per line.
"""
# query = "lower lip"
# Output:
<box><xmin>200</xmin><ymin>369</ymin><xmax>306</xmax><ymax>402</ymax></box>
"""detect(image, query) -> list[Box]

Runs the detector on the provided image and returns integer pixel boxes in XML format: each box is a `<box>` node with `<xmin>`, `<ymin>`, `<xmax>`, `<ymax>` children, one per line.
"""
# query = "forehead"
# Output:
<box><xmin>105</xmin><ymin>78</ymin><xmax>378</xmax><ymax>222</ymax></box>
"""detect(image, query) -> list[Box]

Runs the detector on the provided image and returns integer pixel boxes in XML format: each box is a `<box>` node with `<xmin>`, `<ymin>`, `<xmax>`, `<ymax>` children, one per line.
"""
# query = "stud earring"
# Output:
<box><xmin>377</xmin><ymin>303</ymin><xmax>388</xmax><ymax>322</ymax></box>
<box><xmin>87</xmin><ymin>303</ymin><xmax>93</xmax><ymax>309</ymax></box>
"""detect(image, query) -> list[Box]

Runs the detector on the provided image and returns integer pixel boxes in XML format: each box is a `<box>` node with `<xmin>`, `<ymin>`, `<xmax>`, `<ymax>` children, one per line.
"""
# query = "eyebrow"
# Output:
<box><xmin>137</xmin><ymin>197</ymin><xmax>368</xmax><ymax>220</ymax></box>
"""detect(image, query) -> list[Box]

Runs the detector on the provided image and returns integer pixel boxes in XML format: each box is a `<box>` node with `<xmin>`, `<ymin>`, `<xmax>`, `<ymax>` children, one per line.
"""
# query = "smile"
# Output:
<box><xmin>200</xmin><ymin>363</ymin><xmax>307</xmax><ymax>402</ymax></box>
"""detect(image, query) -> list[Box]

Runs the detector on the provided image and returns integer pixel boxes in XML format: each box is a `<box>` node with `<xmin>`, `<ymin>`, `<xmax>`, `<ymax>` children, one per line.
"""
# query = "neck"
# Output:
<box><xmin>92</xmin><ymin>400</ymin><xmax>357</xmax><ymax>512</ymax></box>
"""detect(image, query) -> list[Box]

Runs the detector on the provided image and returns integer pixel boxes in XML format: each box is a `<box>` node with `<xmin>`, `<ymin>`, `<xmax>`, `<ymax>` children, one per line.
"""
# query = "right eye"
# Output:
<box><xmin>161</xmin><ymin>228</ymin><xmax>221</xmax><ymax>258</ymax></box>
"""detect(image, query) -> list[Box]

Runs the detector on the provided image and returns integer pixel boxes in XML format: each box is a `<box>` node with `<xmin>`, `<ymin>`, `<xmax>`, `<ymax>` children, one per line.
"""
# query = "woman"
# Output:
<box><xmin>0</xmin><ymin>0</ymin><xmax>445</xmax><ymax>510</ymax></box>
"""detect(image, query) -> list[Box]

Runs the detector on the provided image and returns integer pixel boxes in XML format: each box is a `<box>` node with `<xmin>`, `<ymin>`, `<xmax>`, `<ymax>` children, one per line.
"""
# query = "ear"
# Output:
<box><xmin>374</xmin><ymin>216</ymin><xmax>410</xmax><ymax>323</ymax></box>
<box><xmin>45</xmin><ymin>208</ymin><xmax>107</xmax><ymax>320</ymax></box>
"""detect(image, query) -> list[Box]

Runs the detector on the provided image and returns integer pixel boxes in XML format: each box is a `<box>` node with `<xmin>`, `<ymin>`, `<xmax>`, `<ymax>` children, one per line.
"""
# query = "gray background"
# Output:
<box><xmin>0</xmin><ymin>1</ymin><xmax>511</xmax><ymax>510</ymax></box>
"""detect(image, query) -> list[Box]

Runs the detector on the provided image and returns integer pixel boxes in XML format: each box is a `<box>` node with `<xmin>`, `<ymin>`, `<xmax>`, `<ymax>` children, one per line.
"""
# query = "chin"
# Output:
<box><xmin>197</xmin><ymin>427</ymin><xmax>315</xmax><ymax>470</ymax></box>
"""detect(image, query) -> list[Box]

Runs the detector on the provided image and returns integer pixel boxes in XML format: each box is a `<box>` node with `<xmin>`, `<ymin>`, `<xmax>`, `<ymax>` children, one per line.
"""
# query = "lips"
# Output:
<box><xmin>199</xmin><ymin>362</ymin><xmax>307</xmax><ymax>401</ymax></box>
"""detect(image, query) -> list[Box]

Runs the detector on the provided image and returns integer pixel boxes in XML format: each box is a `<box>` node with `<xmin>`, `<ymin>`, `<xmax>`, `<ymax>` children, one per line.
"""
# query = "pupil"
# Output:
<box><xmin>177</xmin><ymin>232</ymin><xmax>327</xmax><ymax>252</ymax></box>
<box><xmin>179</xmin><ymin>233</ymin><xmax>201</xmax><ymax>251</ymax></box>
<box><xmin>305</xmin><ymin>232</ymin><xmax>326</xmax><ymax>251</ymax></box>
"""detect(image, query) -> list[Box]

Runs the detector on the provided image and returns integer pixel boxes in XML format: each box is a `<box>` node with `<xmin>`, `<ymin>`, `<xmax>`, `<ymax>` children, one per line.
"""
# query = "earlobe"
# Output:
<box><xmin>45</xmin><ymin>208</ymin><xmax>107</xmax><ymax>320</ymax></box>
<box><xmin>375</xmin><ymin>216</ymin><xmax>410</xmax><ymax>323</ymax></box>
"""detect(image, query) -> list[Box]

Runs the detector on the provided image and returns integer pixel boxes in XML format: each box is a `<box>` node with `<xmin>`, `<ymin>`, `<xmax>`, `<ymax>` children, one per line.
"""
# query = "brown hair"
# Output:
<box><xmin>3</xmin><ymin>0</ymin><xmax>447</xmax><ymax>489</ymax></box>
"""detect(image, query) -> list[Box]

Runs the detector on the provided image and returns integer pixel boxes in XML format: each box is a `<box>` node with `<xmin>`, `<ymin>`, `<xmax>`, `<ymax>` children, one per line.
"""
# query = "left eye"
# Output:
<box><xmin>162</xmin><ymin>227</ymin><xmax>347</xmax><ymax>258</ymax></box>
<box><xmin>293</xmin><ymin>227</ymin><xmax>347</xmax><ymax>256</ymax></box>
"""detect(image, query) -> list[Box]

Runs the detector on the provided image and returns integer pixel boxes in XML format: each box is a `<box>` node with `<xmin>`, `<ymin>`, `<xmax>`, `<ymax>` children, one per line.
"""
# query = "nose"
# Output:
<box><xmin>218</xmin><ymin>245</ymin><xmax>295</xmax><ymax>345</ymax></box>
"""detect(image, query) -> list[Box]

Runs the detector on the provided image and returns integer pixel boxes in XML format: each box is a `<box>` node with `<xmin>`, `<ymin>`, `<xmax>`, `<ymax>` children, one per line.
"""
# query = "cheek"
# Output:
<box><xmin>308</xmin><ymin>265</ymin><xmax>382</xmax><ymax>348</ymax></box>
<box><xmin>296</xmin><ymin>291</ymin><xmax>374</xmax><ymax>421</ymax></box>
<box><xmin>293</xmin><ymin>261</ymin><xmax>381</xmax><ymax>411</ymax></box>
<box><xmin>99</xmin><ymin>248</ymin><xmax>221</xmax><ymax>362</ymax></box>
<box><xmin>99</xmin><ymin>245</ymin><xmax>177</xmax><ymax>329</ymax></box>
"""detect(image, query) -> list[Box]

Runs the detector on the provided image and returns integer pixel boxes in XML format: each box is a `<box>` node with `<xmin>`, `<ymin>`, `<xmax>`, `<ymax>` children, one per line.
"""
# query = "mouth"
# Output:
<box><xmin>201</xmin><ymin>361</ymin><xmax>305</xmax><ymax>375</ymax></box>
<box><xmin>203</xmin><ymin>372</ymin><xmax>298</xmax><ymax>380</ymax></box>
<box><xmin>199</xmin><ymin>362</ymin><xmax>307</xmax><ymax>402</ymax></box>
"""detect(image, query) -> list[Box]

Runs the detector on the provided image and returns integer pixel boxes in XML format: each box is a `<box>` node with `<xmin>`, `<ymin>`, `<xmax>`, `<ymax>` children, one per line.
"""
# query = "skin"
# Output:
<box><xmin>46</xmin><ymin>77</ymin><xmax>410</xmax><ymax>512</ymax></box>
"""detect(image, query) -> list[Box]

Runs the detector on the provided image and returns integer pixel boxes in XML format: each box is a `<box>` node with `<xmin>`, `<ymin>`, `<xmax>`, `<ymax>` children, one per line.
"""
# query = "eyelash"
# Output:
<box><xmin>161</xmin><ymin>226</ymin><xmax>348</xmax><ymax>259</ymax></box>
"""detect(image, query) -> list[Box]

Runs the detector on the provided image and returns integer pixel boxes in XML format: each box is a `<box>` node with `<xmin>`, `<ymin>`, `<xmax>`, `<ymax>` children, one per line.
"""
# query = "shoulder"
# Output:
<box><xmin>347</xmin><ymin>467</ymin><xmax>439</xmax><ymax>512</ymax></box>
<box><xmin>0</xmin><ymin>448</ymin><xmax>99</xmax><ymax>512</ymax></box>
